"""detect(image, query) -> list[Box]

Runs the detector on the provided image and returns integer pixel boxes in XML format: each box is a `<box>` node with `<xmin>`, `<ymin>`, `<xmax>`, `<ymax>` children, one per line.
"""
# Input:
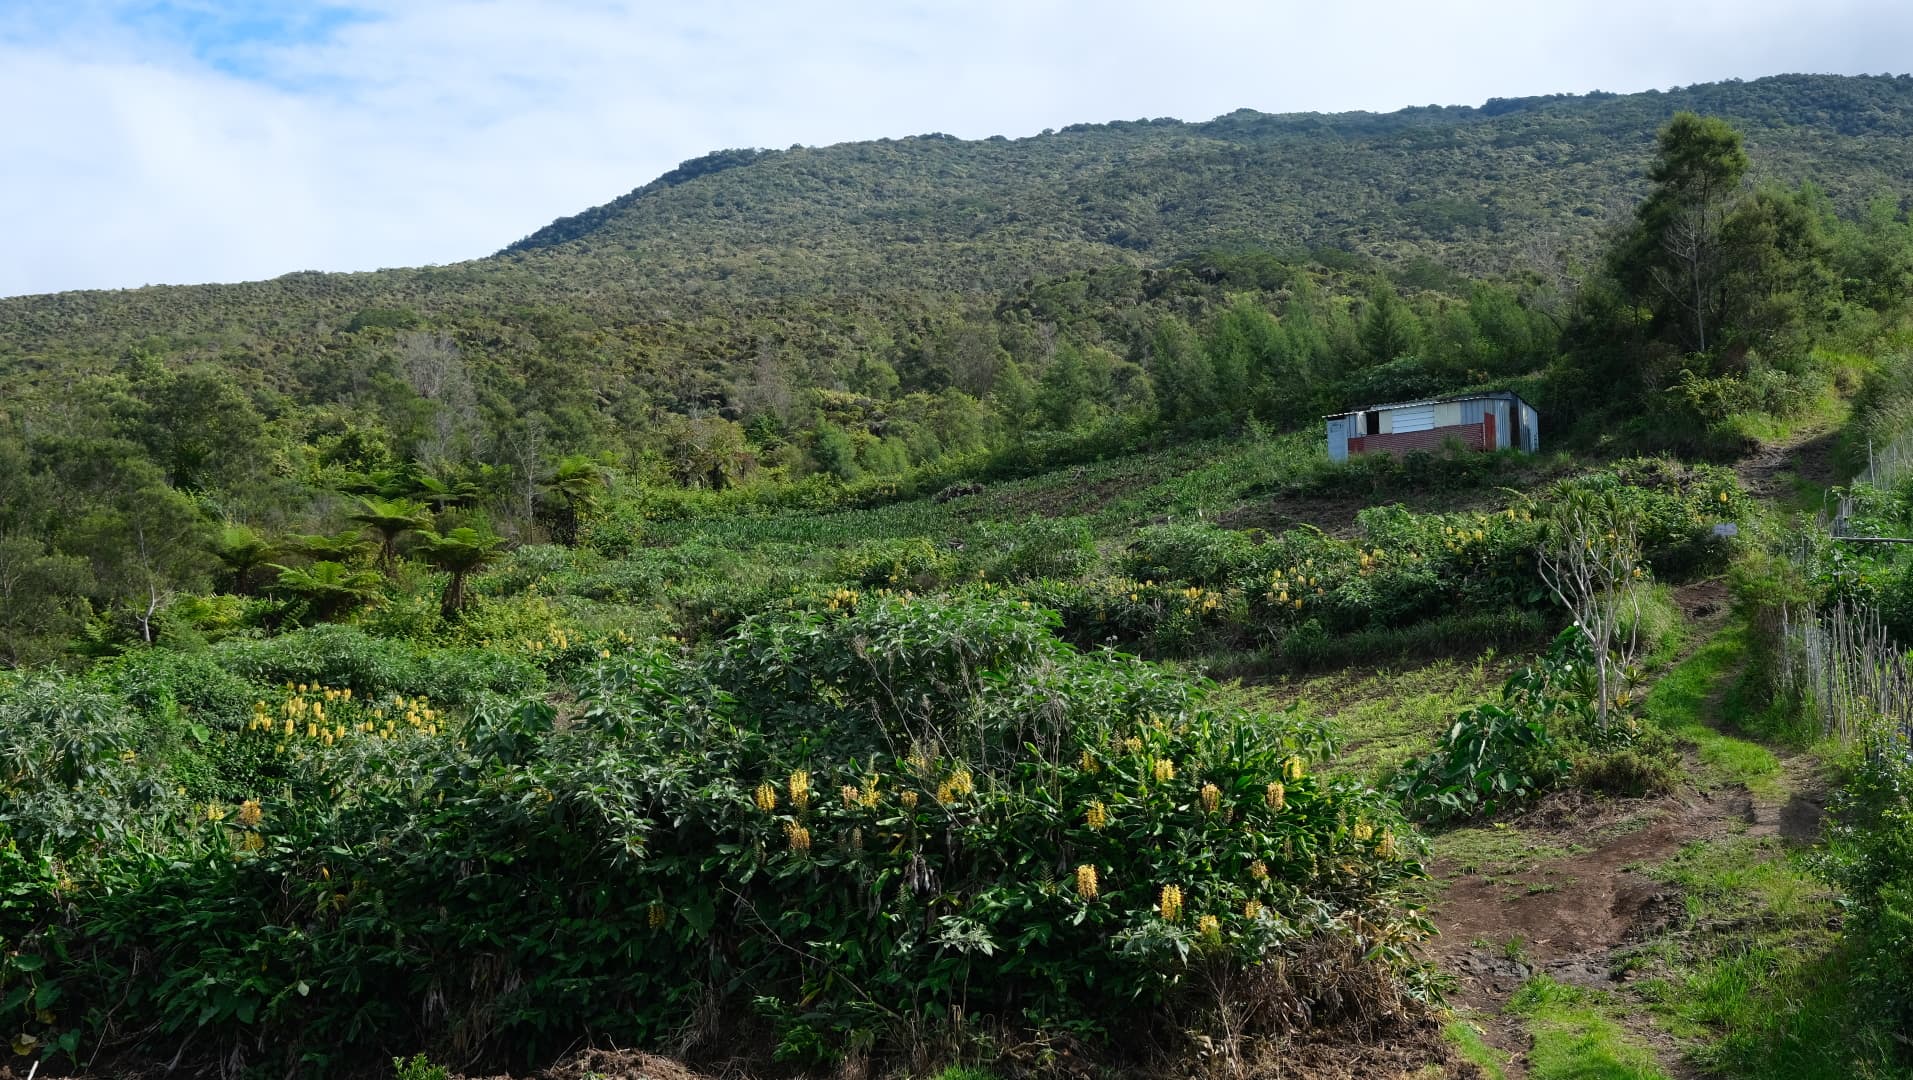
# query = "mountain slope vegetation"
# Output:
<box><xmin>6</xmin><ymin>73</ymin><xmax>1913</xmax><ymax>1079</ymax></box>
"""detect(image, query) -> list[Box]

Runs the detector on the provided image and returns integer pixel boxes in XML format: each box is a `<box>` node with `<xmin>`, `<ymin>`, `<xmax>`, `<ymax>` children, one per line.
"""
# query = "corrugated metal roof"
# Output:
<box><xmin>1323</xmin><ymin>389</ymin><xmax>1532</xmax><ymax>420</ymax></box>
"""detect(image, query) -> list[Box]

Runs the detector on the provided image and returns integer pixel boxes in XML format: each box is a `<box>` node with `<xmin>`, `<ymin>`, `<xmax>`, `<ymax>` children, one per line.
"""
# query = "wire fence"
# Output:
<box><xmin>1776</xmin><ymin>600</ymin><xmax>1913</xmax><ymax>751</ymax></box>
<box><xmin>1858</xmin><ymin>433</ymin><xmax>1913</xmax><ymax>489</ymax></box>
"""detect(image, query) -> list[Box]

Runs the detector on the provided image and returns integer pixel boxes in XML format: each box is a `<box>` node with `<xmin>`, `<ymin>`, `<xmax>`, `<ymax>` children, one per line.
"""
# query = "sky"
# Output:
<box><xmin>3</xmin><ymin>1</ymin><xmax>1910</xmax><ymax>298</ymax></box>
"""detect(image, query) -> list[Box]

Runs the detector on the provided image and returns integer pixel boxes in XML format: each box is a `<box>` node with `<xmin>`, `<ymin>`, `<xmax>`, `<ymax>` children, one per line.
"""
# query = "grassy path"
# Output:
<box><xmin>1415</xmin><ymin>602</ymin><xmax>1861</xmax><ymax>1080</ymax></box>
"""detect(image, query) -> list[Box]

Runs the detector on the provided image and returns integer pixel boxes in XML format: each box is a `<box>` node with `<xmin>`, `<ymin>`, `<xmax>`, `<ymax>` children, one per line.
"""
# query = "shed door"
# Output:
<box><xmin>1390</xmin><ymin>405</ymin><xmax>1435</xmax><ymax>433</ymax></box>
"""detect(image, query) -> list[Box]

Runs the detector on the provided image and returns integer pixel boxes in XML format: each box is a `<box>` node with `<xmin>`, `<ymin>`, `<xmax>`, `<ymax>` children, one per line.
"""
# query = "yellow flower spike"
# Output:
<box><xmin>753</xmin><ymin>782</ymin><xmax>778</xmax><ymax>812</ymax></box>
<box><xmin>1200</xmin><ymin>783</ymin><xmax>1222</xmax><ymax>814</ymax></box>
<box><xmin>1079</xmin><ymin>748</ymin><xmax>1100</xmax><ymax>773</ymax></box>
<box><xmin>899</xmin><ymin>790</ymin><xmax>919</xmax><ymax>810</ymax></box>
<box><xmin>647</xmin><ymin>903</ymin><xmax>667</xmax><ymax>929</ymax></box>
<box><xmin>307</xmin><ymin>723</ymin><xmax>318</xmax><ymax>739</ymax></box>
<box><xmin>1158</xmin><ymin>884</ymin><xmax>1183</xmax><ymax>922</ymax></box>
<box><xmin>1378</xmin><ymin>830</ymin><xmax>1398</xmax><ymax>859</ymax></box>
<box><xmin>935</xmin><ymin>780</ymin><xmax>956</xmax><ymax>805</ymax></box>
<box><xmin>1197</xmin><ymin>914</ymin><xmax>1221</xmax><ymax>943</ymax></box>
<box><xmin>1123</xmin><ymin>736</ymin><xmax>1143</xmax><ymax>754</ymax></box>
<box><xmin>1085</xmin><ymin>800</ymin><xmax>1110</xmax><ymax>830</ymax></box>
<box><xmin>841</xmin><ymin>785</ymin><xmax>860</xmax><ymax>808</ymax></box>
<box><xmin>1151</xmin><ymin>757</ymin><xmax>1176</xmax><ymax>783</ymax></box>
<box><xmin>205</xmin><ymin>802</ymin><xmax>227</xmax><ymax>823</ymax></box>
<box><xmin>948</xmin><ymin>769</ymin><xmax>974</xmax><ymax>797</ymax></box>
<box><xmin>783</xmin><ymin>821</ymin><xmax>811</xmax><ymax>854</ymax></box>
<box><xmin>1353</xmin><ymin>821</ymin><xmax>1375</xmax><ymax>842</ymax></box>
<box><xmin>1284</xmin><ymin>756</ymin><xmax>1307</xmax><ymax>782</ymax></box>
<box><xmin>787</xmin><ymin>770</ymin><xmax>811</xmax><ymax>810</ymax></box>
<box><xmin>1265</xmin><ymin>781</ymin><xmax>1286</xmax><ymax>811</ymax></box>
<box><xmin>1074</xmin><ymin>864</ymin><xmax>1099</xmax><ymax>900</ymax></box>
<box><xmin>1244</xmin><ymin>899</ymin><xmax>1264</xmax><ymax>920</ymax></box>
<box><xmin>860</xmin><ymin>782</ymin><xmax>881</xmax><ymax>810</ymax></box>
<box><xmin>236</xmin><ymin>799</ymin><xmax>264</xmax><ymax>828</ymax></box>
<box><xmin>1249</xmin><ymin>858</ymin><xmax>1269</xmax><ymax>880</ymax></box>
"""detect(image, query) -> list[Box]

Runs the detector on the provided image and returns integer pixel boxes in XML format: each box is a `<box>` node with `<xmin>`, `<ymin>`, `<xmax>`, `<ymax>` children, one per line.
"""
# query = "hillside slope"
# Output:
<box><xmin>4</xmin><ymin>73</ymin><xmax>1912</xmax><ymax>365</ymax></box>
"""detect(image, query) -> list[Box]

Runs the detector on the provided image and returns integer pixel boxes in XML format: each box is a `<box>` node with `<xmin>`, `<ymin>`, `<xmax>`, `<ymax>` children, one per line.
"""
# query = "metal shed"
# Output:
<box><xmin>1325</xmin><ymin>390</ymin><xmax>1539</xmax><ymax>463</ymax></box>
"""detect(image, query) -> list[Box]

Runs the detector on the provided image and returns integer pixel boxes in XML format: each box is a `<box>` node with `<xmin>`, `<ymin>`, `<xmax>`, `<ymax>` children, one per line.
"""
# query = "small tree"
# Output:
<box><xmin>212</xmin><ymin>524</ymin><xmax>274</xmax><ymax>594</ymax></box>
<box><xmin>540</xmin><ymin>455</ymin><xmax>610</xmax><ymax>546</ymax></box>
<box><xmin>1536</xmin><ymin>487</ymin><xmax>1645</xmax><ymax>731</ymax></box>
<box><xmin>348</xmin><ymin>496</ymin><xmax>428</xmax><ymax>575</ymax></box>
<box><xmin>271</xmin><ymin>561</ymin><xmax>384</xmax><ymax>622</ymax></box>
<box><xmin>414</xmin><ymin>526</ymin><xmax>507</xmax><ymax>619</ymax></box>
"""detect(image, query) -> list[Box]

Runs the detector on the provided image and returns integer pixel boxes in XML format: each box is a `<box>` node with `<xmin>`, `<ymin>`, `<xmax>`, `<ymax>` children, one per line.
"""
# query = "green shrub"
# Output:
<box><xmin>6</xmin><ymin>595</ymin><xmax>1427</xmax><ymax>1074</ymax></box>
<box><xmin>1392</xmin><ymin>629</ymin><xmax>1661</xmax><ymax>823</ymax></box>
<box><xmin>1121</xmin><ymin>523</ymin><xmax>1260</xmax><ymax>587</ymax></box>
<box><xmin>1817</xmin><ymin>748</ymin><xmax>1913</xmax><ymax>1040</ymax></box>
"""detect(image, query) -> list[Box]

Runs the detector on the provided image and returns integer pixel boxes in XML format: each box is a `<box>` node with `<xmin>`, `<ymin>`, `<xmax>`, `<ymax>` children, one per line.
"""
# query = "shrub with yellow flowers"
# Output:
<box><xmin>0</xmin><ymin>591</ymin><xmax>1429</xmax><ymax>1075</ymax></box>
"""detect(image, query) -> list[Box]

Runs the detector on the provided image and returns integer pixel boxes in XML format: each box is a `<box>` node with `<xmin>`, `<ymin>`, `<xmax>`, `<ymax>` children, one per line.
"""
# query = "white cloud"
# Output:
<box><xmin>3</xmin><ymin>0</ymin><xmax>1909</xmax><ymax>297</ymax></box>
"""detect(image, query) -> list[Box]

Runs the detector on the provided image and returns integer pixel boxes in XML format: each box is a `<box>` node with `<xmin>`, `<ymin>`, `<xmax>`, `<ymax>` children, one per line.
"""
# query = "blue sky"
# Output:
<box><xmin>4</xmin><ymin>0</ymin><xmax>1911</xmax><ymax>297</ymax></box>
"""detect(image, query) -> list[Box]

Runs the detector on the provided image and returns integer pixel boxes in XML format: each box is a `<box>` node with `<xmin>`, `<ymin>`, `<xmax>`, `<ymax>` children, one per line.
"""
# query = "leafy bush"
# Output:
<box><xmin>2</xmin><ymin>595</ymin><xmax>1428</xmax><ymax>1074</ymax></box>
<box><xmin>1392</xmin><ymin>629</ymin><xmax>1663</xmax><ymax>822</ymax></box>
<box><xmin>1817</xmin><ymin>746</ymin><xmax>1913</xmax><ymax>1041</ymax></box>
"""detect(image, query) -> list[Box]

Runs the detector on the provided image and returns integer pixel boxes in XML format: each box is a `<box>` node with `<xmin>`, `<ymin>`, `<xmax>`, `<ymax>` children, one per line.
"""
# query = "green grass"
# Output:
<box><xmin>1432</xmin><ymin>822</ymin><xmax>1587</xmax><ymax>877</ymax></box>
<box><xmin>1234</xmin><ymin>652</ymin><xmax>1509</xmax><ymax>781</ymax></box>
<box><xmin>1443</xmin><ymin>1020</ymin><xmax>1511</xmax><ymax>1080</ymax></box>
<box><xmin>1508</xmin><ymin>978</ymin><xmax>1669</xmax><ymax>1080</ymax></box>
<box><xmin>1629</xmin><ymin>836</ymin><xmax>1909</xmax><ymax>1079</ymax></box>
<box><xmin>1637</xmin><ymin>621</ymin><xmax>1785</xmax><ymax>797</ymax></box>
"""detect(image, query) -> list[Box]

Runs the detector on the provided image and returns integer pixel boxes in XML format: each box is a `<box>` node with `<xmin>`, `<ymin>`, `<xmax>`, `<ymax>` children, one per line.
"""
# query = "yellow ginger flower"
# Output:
<box><xmin>241</xmin><ymin>832</ymin><xmax>265</xmax><ymax>853</ymax></box>
<box><xmin>204</xmin><ymin>802</ymin><xmax>227</xmax><ymax>823</ymax></box>
<box><xmin>1244</xmin><ymin>899</ymin><xmax>1264</xmax><ymax>920</ymax></box>
<box><xmin>1265</xmin><ymin>782</ymin><xmax>1286</xmax><ymax>811</ymax></box>
<box><xmin>306</xmin><ymin>723</ymin><xmax>318</xmax><ymax>739</ymax></box>
<box><xmin>905</xmin><ymin>751</ymin><xmax>930</xmax><ymax>774</ymax></box>
<box><xmin>1200</xmin><ymin>783</ymin><xmax>1222</xmax><ymax>814</ymax></box>
<box><xmin>788</xmin><ymin>770</ymin><xmax>811</xmax><ymax>811</ymax></box>
<box><xmin>753</xmin><ymin>783</ymin><xmax>778</xmax><ymax>811</ymax></box>
<box><xmin>860</xmin><ymin>780</ymin><xmax>881</xmax><ymax>809</ymax></box>
<box><xmin>1151</xmin><ymin>757</ymin><xmax>1176</xmax><ymax>783</ymax></box>
<box><xmin>1197</xmin><ymin>914</ymin><xmax>1222</xmax><ymax>943</ymax></box>
<box><xmin>1353</xmin><ymin>821</ymin><xmax>1375</xmax><ymax>842</ymax></box>
<box><xmin>236</xmin><ymin>799</ymin><xmax>264</xmax><ymax>828</ymax></box>
<box><xmin>841</xmin><ymin>785</ymin><xmax>860</xmax><ymax>808</ymax></box>
<box><xmin>1079</xmin><ymin>749</ymin><xmax>1100</xmax><ymax>773</ymax></box>
<box><xmin>936</xmin><ymin>780</ymin><xmax>956</xmax><ymax>805</ymax></box>
<box><xmin>1085</xmin><ymin>800</ymin><xmax>1110</xmax><ymax>830</ymax></box>
<box><xmin>1249</xmin><ymin>859</ymin><xmax>1269</xmax><ymax>880</ymax></box>
<box><xmin>647</xmin><ymin>903</ymin><xmax>667</xmax><ymax>929</ymax></box>
<box><xmin>1123</xmin><ymin>736</ymin><xmax>1143</xmax><ymax>754</ymax></box>
<box><xmin>948</xmin><ymin>769</ymin><xmax>975</xmax><ymax>797</ymax></box>
<box><xmin>784</xmin><ymin>821</ymin><xmax>811</xmax><ymax>854</ymax></box>
<box><xmin>1284</xmin><ymin>756</ymin><xmax>1307</xmax><ymax>782</ymax></box>
<box><xmin>1378</xmin><ymin>830</ymin><xmax>1398</xmax><ymax>859</ymax></box>
<box><xmin>899</xmin><ymin>790</ymin><xmax>919</xmax><ymax>810</ymax></box>
<box><xmin>1158</xmin><ymin>884</ymin><xmax>1183</xmax><ymax>922</ymax></box>
<box><xmin>1074</xmin><ymin>864</ymin><xmax>1099</xmax><ymax>900</ymax></box>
